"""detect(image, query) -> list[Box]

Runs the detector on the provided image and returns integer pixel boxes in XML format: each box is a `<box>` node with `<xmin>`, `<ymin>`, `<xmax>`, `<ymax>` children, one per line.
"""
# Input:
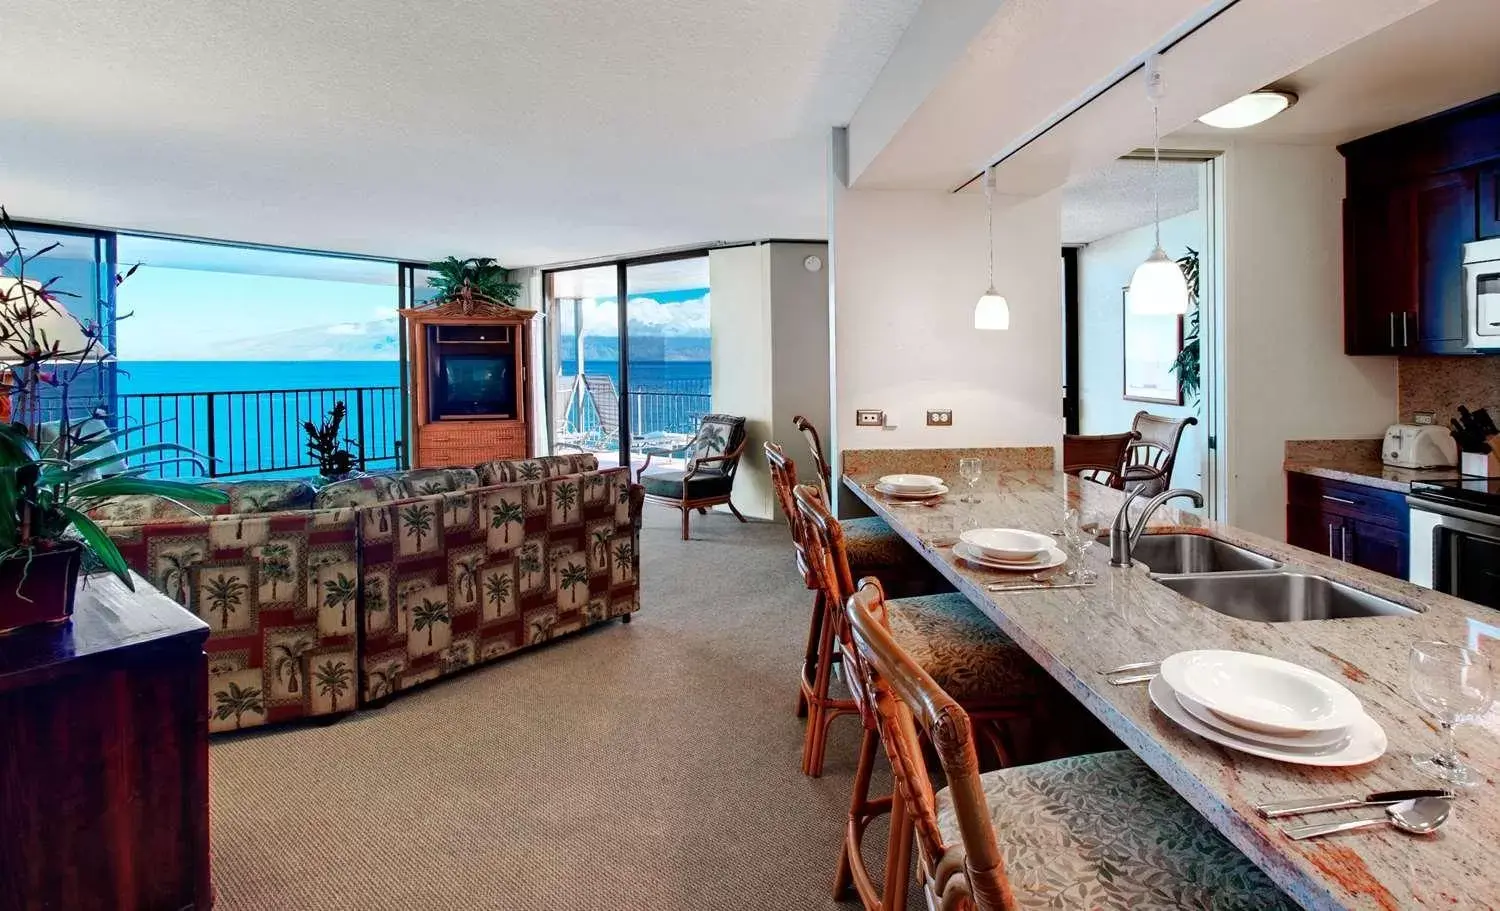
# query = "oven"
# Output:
<box><xmin>1409</xmin><ymin>494</ymin><xmax>1500</xmax><ymax>609</ymax></box>
<box><xmin>1464</xmin><ymin>237</ymin><xmax>1500</xmax><ymax>350</ymax></box>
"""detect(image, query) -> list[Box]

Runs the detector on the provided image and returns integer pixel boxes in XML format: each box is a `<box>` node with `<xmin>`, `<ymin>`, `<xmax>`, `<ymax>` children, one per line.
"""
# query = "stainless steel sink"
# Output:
<box><xmin>1154</xmin><ymin>571</ymin><xmax>1420</xmax><ymax>622</ymax></box>
<box><xmin>1131</xmin><ymin>533</ymin><xmax>1282</xmax><ymax>575</ymax></box>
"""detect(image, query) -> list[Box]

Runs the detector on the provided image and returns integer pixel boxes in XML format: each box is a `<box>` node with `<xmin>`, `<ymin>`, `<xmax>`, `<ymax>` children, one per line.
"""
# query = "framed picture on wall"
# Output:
<box><xmin>1121</xmin><ymin>286</ymin><xmax>1184</xmax><ymax>405</ymax></box>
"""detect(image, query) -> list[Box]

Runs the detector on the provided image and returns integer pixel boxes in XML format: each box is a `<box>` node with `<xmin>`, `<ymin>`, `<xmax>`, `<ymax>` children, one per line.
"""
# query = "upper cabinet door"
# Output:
<box><xmin>1413</xmin><ymin>169</ymin><xmax>1477</xmax><ymax>354</ymax></box>
<box><xmin>1479</xmin><ymin>165</ymin><xmax>1500</xmax><ymax>239</ymax></box>
<box><xmin>1343</xmin><ymin>189</ymin><xmax>1416</xmax><ymax>355</ymax></box>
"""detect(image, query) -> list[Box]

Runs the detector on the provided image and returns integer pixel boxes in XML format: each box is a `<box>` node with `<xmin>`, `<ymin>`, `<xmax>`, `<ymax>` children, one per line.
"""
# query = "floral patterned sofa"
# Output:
<box><xmin>95</xmin><ymin>454</ymin><xmax>643</xmax><ymax>734</ymax></box>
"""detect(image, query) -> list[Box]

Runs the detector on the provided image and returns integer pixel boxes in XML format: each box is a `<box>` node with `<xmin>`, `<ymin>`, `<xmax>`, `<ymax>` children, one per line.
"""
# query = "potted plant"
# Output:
<box><xmin>303</xmin><ymin>400</ymin><xmax>363</xmax><ymax>484</ymax></box>
<box><xmin>1168</xmin><ymin>247</ymin><xmax>1202</xmax><ymax>407</ymax></box>
<box><xmin>426</xmin><ymin>257</ymin><xmax>521</xmax><ymax>312</ymax></box>
<box><xmin>0</xmin><ymin>210</ymin><xmax>227</xmax><ymax>631</ymax></box>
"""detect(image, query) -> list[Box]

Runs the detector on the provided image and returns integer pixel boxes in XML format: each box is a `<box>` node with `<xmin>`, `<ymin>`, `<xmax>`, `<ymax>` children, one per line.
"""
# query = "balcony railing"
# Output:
<box><xmin>104</xmin><ymin>386</ymin><xmax>403</xmax><ymax>479</ymax></box>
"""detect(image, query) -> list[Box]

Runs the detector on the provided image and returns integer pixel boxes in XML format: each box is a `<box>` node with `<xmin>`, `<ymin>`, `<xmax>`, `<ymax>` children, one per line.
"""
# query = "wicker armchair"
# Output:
<box><xmin>637</xmin><ymin>413</ymin><xmax>748</xmax><ymax>539</ymax></box>
<box><xmin>1122</xmin><ymin>411</ymin><xmax>1199</xmax><ymax>497</ymax></box>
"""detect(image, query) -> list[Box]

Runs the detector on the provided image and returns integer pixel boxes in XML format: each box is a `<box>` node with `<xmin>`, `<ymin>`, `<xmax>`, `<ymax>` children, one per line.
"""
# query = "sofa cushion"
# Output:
<box><xmin>218</xmin><ymin>479</ymin><xmax>317</xmax><ymax>514</ymax></box>
<box><xmin>476</xmin><ymin>453</ymin><xmax>599</xmax><ymax>485</ymax></box>
<box><xmin>641</xmin><ymin>470</ymin><xmax>733</xmax><ymax>501</ymax></box>
<box><xmin>86</xmin><ymin>489</ymin><xmax>232</xmax><ymax>522</ymax></box>
<box><xmin>313</xmin><ymin>475</ymin><xmax>408</xmax><ymax>509</ymax></box>
<box><xmin>397</xmin><ymin>467</ymin><xmax>480</xmax><ymax>498</ymax></box>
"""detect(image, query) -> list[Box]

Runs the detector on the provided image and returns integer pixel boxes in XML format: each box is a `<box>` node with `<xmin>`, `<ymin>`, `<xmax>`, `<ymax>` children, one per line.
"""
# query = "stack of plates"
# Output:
<box><xmin>1150</xmin><ymin>650</ymin><xmax>1386</xmax><ymax>766</ymax></box>
<box><xmin>954</xmin><ymin>528</ymin><xmax>1066</xmax><ymax>572</ymax></box>
<box><xmin>875</xmin><ymin>474</ymin><xmax>948</xmax><ymax>498</ymax></box>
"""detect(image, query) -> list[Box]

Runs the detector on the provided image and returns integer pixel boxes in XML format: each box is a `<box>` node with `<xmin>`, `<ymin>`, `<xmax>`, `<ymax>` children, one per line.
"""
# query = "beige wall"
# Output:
<box><xmin>1221</xmin><ymin>142</ymin><xmax>1399</xmax><ymax>537</ymax></box>
<box><xmin>709</xmin><ymin>242</ymin><xmax>832</xmax><ymax>521</ymax></box>
<box><xmin>830</xmin><ymin>185</ymin><xmax>1064</xmax><ymax>497</ymax></box>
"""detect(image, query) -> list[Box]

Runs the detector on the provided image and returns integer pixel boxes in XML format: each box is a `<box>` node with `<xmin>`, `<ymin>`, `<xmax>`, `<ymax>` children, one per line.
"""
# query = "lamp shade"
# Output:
<box><xmin>974</xmin><ymin>289</ymin><xmax>1010</xmax><ymax>330</ymax></box>
<box><xmin>1127</xmin><ymin>248</ymin><xmax>1190</xmax><ymax>315</ymax></box>
<box><xmin>0</xmin><ymin>276</ymin><xmax>92</xmax><ymax>363</ymax></box>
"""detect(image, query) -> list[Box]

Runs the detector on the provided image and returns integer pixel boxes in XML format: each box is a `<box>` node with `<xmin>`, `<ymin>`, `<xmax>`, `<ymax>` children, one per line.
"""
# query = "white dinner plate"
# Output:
<box><xmin>1159</xmin><ymin>650</ymin><xmax>1363</xmax><ymax>736</ymax></box>
<box><xmin>878</xmin><ymin>473</ymin><xmax>945</xmax><ymax>492</ymax></box>
<box><xmin>1173</xmin><ymin>688</ymin><xmax>1350</xmax><ymax>750</ymax></box>
<box><xmin>959</xmin><ymin>528</ymin><xmax>1053</xmax><ymax>562</ymax></box>
<box><xmin>954</xmin><ymin>542</ymin><xmax>1067</xmax><ymax>572</ymax></box>
<box><xmin>1149</xmin><ymin>675</ymin><xmax>1385</xmax><ymax>767</ymax></box>
<box><xmin>875</xmin><ymin>483</ymin><xmax>949</xmax><ymax>499</ymax></box>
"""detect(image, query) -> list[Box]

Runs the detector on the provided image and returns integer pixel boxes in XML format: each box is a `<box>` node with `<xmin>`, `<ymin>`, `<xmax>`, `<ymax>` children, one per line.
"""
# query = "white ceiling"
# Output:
<box><xmin>1</xmin><ymin>0</ymin><xmax>920</xmax><ymax>268</ymax></box>
<box><xmin>1060</xmin><ymin>158</ymin><xmax>1201</xmax><ymax>245</ymax></box>
<box><xmin>1172</xmin><ymin>0</ymin><xmax>1500</xmax><ymax>146</ymax></box>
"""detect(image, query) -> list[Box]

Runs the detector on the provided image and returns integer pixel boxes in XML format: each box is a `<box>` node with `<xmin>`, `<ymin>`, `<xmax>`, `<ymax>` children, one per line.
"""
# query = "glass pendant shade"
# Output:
<box><xmin>973</xmin><ymin>289</ymin><xmax>1010</xmax><ymax>330</ymax></box>
<box><xmin>1127</xmin><ymin>247</ymin><xmax>1190</xmax><ymax>315</ymax></box>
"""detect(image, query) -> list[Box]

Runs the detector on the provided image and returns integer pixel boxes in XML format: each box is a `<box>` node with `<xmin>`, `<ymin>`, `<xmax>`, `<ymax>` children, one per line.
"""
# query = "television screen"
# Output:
<box><xmin>434</xmin><ymin>353</ymin><xmax>515</xmax><ymax>418</ymax></box>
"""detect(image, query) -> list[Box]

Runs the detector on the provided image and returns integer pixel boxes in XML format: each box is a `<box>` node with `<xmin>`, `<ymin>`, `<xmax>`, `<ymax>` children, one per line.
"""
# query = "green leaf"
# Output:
<box><xmin>70</xmin><ymin>476</ymin><xmax>230</xmax><ymax>504</ymax></box>
<box><xmin>0</xmin><ymin>423</ymin><xmax>39</xmax><ymax>468</ymax></box>
<box><xmin>60</xmin><ymin>506</ymin><xmax>134</xmax><ymax>590</ymax></box>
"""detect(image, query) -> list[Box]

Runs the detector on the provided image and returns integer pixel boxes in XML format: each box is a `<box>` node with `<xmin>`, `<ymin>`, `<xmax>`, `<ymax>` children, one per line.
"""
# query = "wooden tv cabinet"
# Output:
<box><xmin>400</xmin><ymin>299</ymin><xmax>538</xmax><ymax>468</ymax></box>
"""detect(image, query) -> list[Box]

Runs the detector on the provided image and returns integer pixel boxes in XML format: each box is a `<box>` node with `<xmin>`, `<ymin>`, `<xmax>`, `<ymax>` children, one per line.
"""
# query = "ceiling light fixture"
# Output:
<box><xmin>974</xmin><ymin>165</ymin><xmax>1010</xmax><ymax>330</ymax></box>
<box><xmin>1197</xmin><ymin>89</ymin><xmax>1298</xmax><ymax>129</ymax></box>
<box><xmin>1128</xmin><ymin>56</ymin><xmax>1190</xmax><ymax>317</ymax></box>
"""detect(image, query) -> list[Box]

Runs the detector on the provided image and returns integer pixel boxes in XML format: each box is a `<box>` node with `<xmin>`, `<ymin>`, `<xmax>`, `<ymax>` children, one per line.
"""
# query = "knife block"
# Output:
<box><xmin>1460</xmin><ymin>449</ymin><xmax>1500</xmax><ymax>477</ymax></box>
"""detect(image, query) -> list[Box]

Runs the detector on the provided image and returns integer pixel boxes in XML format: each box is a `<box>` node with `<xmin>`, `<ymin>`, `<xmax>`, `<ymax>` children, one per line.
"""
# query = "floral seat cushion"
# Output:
<box><xmin>885</xmin><ymin>593</ymin><xmax>1051</xmax><ymax>703</ymax></box>
<box><xmin>842</xmin><ymin>515</ymin><xmax>910</xmax><ymax>572</ymax></box>
<box><xmin>397</xmin><ymin>467</ymin><xmax>480</xmax><ymax>497</ymax></box>
<box><xmin>935</xmin><ymin>750</ymin><xmax>1294</xmax><ymax>910</ymax></box>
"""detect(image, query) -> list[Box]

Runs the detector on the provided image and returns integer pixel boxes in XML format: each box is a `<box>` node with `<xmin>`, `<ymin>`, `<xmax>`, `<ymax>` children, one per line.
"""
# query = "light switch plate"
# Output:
<box><xmin>926</xmin><ymin>410</ymin><xmax>953</xmax><ymax>427</ymax></box>
<box><xmin>855</xmin><ymin>409</ymin><xmax>885</xmax><ymax>427</ymax></box>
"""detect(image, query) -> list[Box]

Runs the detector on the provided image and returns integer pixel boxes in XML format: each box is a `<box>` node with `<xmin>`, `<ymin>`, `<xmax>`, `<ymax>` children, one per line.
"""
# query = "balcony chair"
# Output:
<box><xmin>1122</xmin><ymin>410</ymin><xmax>1199</xmax><ymax>497</ymax></box>
<box><xmin>840</xmin><ymin>577</ymin><xmax>1294</xmax><ymax>911</ymax></box>
<box><xmin>581</xmin><ymin>374</ymin><xmax>622</xmax><ymax>454</ymax></box>
<box><xmin>552</xmin><ymin>380</ymin><xmax>590</xmax><ymax>453</ymax></box>
<box><xmin>636</xmin><ymin>412</ymin><xmax>748</xmax><ymax>539</ymax></box>
<box><xmin>1061</xmin><ymin>431</ymin><xmax>1139</xmax><ymax>489</ymax></box>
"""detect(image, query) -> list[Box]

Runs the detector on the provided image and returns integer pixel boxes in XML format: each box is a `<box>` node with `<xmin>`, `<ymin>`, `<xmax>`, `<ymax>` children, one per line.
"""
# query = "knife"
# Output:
<box><xmin>1255</xmin><ymin>788</ymin><xmax>1453</xmax><ymax>819</ymax></box>
<box><xmin>1475</xmin><ymin>407</ymin><xmax>1500</xmax><ymax>437</ymax></box>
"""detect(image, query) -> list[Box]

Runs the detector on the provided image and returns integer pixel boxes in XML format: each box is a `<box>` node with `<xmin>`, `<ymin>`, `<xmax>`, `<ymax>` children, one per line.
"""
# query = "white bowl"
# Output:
<box><xmin>878</xmin><ymin>473</ymin><xmax>944</xmax><ymax>493</ymax></box>
<box><xmin>1159</xmin><ymin>650</ymin><xmax>1363</xmax><ymax>736</ymax></box>
<box><xmin>1173</xmin><ymin>688</ymin><xmax>1350</xmax><ymax>750</ymax></box>
<box><xmin>958</xmin><ymin>528</ymin><xmax>1053</xmax><ymax>562</ymax></box>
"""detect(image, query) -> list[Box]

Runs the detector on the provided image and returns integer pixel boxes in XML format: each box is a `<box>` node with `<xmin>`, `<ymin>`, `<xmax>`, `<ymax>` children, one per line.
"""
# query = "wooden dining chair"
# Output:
<box><xmin>1123</xmin><ymin>411</ymin><xmax>1199</xmax><ymax>497</ymax></box>
<box><xmin>795</xmin><ymin>485</ymin><xmax>1072</xmax><ymax>910</ymax></box>
<box><xmin>1061</xmin><ymin>431</ymin><xmax>1139</xmax><ymax>489</ymax></box>
<box><xmin>842</xmin><ymin>578</ymin><xmax>1297</xmax><ymax>911</ymax></box>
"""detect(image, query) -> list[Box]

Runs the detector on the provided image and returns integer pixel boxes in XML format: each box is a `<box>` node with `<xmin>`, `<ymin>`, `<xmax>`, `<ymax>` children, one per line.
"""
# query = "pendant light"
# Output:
<box><xmin>974</xmin><ymin>165</ymin><xmax>1010</xmax><ymax>330</ymax></box>
<box><xmin>1127</xmin><ymin>56</ymin><xmax>1190</xmax><ymax>316</ymax></box>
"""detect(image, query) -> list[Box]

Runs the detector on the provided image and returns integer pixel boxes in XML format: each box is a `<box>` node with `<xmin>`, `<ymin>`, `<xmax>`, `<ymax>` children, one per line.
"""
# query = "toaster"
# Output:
<box><xmin>1383</xmin><ymin>424</ymin><xmax>1458</xmax><ymax>469</ymax></box>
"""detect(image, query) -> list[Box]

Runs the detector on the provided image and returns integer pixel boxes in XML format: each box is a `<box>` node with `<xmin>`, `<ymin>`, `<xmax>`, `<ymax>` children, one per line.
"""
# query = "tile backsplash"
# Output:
<box><xmin>1398</xmin><ymin>356</ymin><xmax>1500</xmax><ymax>422</ymax></box>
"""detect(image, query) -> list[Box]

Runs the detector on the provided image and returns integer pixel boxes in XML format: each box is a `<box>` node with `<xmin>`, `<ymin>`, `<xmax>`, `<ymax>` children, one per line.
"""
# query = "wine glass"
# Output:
<box><xmin>958</xmin><ymin>458</ymin><xmax>983</xmax><ymax>503</ymax></box>
<box><xmin>1408</xmin><ymin>640</ymin><xmax>1494</xmax><ymax>787</ymax></box>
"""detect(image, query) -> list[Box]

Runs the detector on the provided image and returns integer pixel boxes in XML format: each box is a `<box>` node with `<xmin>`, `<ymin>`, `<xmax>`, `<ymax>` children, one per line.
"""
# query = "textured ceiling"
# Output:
<box><xmin>1</xmin><ymin>0</ymin><xmax>921</xmax><ymax>267</ymax></box>
<box><xmin>1060</xmin><ymin>158</ymin><xmax>1200</xmax><ymax>245</ymax></box>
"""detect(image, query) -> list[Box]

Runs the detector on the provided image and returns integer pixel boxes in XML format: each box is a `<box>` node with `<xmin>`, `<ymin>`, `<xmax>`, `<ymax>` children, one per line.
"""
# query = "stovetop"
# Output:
<box><xmin>1410</xmin><ymin>476</ymin><xmax>1500</xmax><ymax>514</ymax></box>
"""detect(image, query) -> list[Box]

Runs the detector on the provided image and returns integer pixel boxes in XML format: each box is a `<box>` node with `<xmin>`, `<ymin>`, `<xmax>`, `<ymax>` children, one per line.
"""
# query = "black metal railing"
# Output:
<box><xmin>101</xmin><ymin>385</ymin><xmax>403</xmax><ymax>478</ymax></box>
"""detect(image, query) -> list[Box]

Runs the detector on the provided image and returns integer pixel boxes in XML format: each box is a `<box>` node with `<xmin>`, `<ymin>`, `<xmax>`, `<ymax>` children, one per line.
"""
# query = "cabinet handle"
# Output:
<box><xmin>1322</xmin><ymin>494</ymin><xmax>1357</xmax><ymax>505</ymax></box>
<box><xmin>1402</xmin><ymin>313</ymin><xmax>1410</xmax><ymax>347</ymax></box>
<box><xmin>1341</xmin><ymin>527</ymin><xmax>1351</xmax><ymax>562</ymax></box>
<box><xmin>1389</xmin><ymin>314</ymin><xmax>1397</xmax><ymax>348</ymax></box>
<box><xmin>1328</xmin><ymin>524</ymin><xmax>1337</xmax><ymax>558</ymax></box>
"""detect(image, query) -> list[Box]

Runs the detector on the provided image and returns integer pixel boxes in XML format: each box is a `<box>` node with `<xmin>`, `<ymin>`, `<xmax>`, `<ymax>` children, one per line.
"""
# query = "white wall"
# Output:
<box><xmin>1078</xmin><ymin>208</ymin><xmax>1206</xmax><ymax>494</ymax></box>
<box><xmin>1220</xmin><ymin>142</ymin><xmax>1399</xmax><ymax>537</ymax></box>
<box><xmin>830</xmin><ymin>184</ymin><xmax>1064</xmax><ymax>478</ymax></box>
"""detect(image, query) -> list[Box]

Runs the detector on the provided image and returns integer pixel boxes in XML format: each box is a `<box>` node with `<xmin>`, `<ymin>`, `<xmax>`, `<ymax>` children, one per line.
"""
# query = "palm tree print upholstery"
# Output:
<box><xmin>476</xmin><ymin>453</ymin><xmax>599</xmax><ymax>485</ymax></box>
<box><xmin>355</xmin><ymin>465</ymin><xmax>640</xmax><ymax>702</ymax></box>
<box><xmin>686</xmin><ymin>414</ymin><xmax>746</xmax><ymax>474</ymax></box>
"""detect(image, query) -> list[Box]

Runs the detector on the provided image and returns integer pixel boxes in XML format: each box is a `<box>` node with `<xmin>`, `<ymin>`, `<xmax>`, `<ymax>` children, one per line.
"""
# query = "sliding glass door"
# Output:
<box><xmin>547</xmin><ymin>265</ymin><xmax>624</xmax><ymax>464</ymax></box>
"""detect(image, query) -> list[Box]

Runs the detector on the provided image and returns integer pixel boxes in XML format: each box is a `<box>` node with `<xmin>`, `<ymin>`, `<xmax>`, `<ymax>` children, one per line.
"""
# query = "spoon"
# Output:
<box><xmin>1281</xmin><ymin>796</ymin><xmax>1451</xmax><ymax>840</ymax></box>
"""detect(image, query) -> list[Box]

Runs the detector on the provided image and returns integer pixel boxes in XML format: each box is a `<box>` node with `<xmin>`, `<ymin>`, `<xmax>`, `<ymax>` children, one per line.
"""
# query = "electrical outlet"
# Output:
<box><xmin>926</xmin><ymin>410</ymin><xmax>953</xmax><ymax>427</ymax></box>
<box><xmin>855</xmin><ymin>409</ymin><xmax>885</xmax><ymax>427</ymax></box>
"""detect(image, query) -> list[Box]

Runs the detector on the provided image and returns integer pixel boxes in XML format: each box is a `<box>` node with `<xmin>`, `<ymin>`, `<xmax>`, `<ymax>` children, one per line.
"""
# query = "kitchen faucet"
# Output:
<box><xmin>1109</xmin><ymin>487</ymin><xmax>1206</xmax><ymax>567</ymax></box>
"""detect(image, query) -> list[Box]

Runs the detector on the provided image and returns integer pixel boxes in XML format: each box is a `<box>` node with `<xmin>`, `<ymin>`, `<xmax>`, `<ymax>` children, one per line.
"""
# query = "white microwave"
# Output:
<box><xmin>1465</xmin><ymin>237</ymin><xmax>1500</xmax><ymax>350</ymax></box>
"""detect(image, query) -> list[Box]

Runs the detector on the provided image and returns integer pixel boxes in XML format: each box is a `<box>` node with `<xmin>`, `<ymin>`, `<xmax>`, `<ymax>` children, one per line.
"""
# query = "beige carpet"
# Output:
<box><xmin>209</xmin><ymin>505</ymin><xmax>893</xmax><ymax>910</ymax></box>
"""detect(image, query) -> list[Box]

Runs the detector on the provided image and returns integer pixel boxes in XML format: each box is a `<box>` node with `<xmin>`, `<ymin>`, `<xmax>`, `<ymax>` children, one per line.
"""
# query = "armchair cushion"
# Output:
<box><xmin>686</xmin><ymin>413</ymin><xmax>746</xmax><ymax>475</ymax></box>
<box><xmin>641</xmin><ymin>470</ymin><xmax>734</xmax><ymax>501</ymax></box>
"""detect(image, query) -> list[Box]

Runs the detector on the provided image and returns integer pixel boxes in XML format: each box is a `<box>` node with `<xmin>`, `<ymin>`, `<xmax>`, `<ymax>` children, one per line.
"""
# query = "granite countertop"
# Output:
<box><xmin>843</xmin><ymin>465</ymin><xmax>1500</xmax><ymax>911</ymax></box>
<box><xmin>1283</xmin><ymin>439</ymin><xmax>1462</xmax><ymax>493</ymax></box>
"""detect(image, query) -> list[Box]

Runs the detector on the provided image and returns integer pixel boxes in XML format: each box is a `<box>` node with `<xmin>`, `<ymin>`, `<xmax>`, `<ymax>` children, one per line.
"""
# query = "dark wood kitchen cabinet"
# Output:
<box><xmin>1286</xmin><ymin>472</ymin><xmax>1408</xmax><ymax>580</ymax></box>
<box><xmin>1341</xmin><ymin>93</ymin><xmax>1500</xmax><ymax>356</ymax></box>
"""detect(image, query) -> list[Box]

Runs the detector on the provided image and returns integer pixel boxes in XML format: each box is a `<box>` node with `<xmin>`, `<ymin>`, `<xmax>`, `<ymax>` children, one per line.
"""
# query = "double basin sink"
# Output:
<box><xmin>1128</xmin><ymin>534</ymin><xmax>1419</xmax><ymax>622</ymax></box>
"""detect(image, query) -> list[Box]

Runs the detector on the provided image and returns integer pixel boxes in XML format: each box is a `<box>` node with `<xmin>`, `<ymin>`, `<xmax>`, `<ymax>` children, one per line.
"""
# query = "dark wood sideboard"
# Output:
<box><xmin>1286</xmin><ymin>471</ymin><xmax>1408</xmax><ymax>579</ymax></box>
<box><xmin>0</xmin><ymin>573</ymin><xmax>212</xmax><ymax>910</ymax></box>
